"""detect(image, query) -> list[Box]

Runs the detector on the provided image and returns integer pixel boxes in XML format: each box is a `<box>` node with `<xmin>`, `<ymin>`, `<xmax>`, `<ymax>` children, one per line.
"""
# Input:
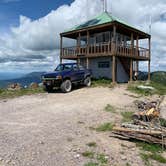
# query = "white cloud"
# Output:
<box><xmin>0</xmin><ymin>0</ymin><xmax>165</xmax><ymax>72</ymax></box>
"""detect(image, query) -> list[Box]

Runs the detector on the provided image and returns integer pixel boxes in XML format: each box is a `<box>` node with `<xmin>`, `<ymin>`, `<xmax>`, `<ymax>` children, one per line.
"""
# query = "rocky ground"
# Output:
<box><xmin>0</xmin><ymin>85</ymin><xmax>165</xmax><ymax>166</ymax></box>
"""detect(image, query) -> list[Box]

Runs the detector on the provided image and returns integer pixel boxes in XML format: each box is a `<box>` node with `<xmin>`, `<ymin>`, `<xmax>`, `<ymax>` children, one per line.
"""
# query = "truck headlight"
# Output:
<box><xmin>56</xmin><ymin>75</ymin><xmax>62</xmax><ymax>80</ymax></box>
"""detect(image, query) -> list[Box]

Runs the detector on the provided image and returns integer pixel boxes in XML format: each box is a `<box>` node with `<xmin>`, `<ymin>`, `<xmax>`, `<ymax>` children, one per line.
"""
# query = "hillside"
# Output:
<box><xmin>151</xmin><ymin>71</ymin><xmax>166</xmax><ymax>85</ymax></box>
<box><xmin>0</xmin><ymin>72</ymin><xmax>45</xmax><ymax>88</ymax></box>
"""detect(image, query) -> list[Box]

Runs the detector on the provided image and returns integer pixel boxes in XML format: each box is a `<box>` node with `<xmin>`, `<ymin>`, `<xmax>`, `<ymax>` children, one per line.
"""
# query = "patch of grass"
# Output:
<box><xmin>96</xmin><ymin>122</ymin><xmax>114</xmax><ymax>132</ymax></box>
<box><xmin>160</xmin><ymin>118</ymin><xmax>166</xmax><ymax>127</ymax></box>
<box><xmin>0</xmin><ymin>87</ymin><xmax>45</xmax><ymax>99</ymax></box>
<box><xmin>140</xmin><ymin>153</ymin><xmax>151</xmax><ymax>166</ymax></box>
<box><xmin>136</xmin><ymin>141</ymin><xmax>163</xmax><ymax>153</ymax></box>
<box><xmin>104</xmin><ymin>104</ymin><xmax>116</xmax><ymax>113</ymax></box>
<box><xmin>121</xmin><ymin>111</ymin><xmax>133</xmax><ymax>122</ymax></box>
<box><xmin>92</xmin><ymin>78</ymin><xmax>112</xmax><ymax>87</ymax></box>
<box><xmin>140</xmin><ymin>152</ymin><xmax>166</xmax><ymax>164</ymax></box>
<box><xmin>127</xmin><ymin>81</ymin><xmax>166</xmax><ymax>96</ymax></box>
<box><xmin>96</xmin><ymin>153</ymin><xmax>108</xmax><ymax>164</ymax></box>
<box><xmin>82</xmin><ymin>151</ymin><xmax>95</xmax><ymax>159</ymax></box>
<box><xmin>86</xmin><ymin>142</ymin><xmax>97</xmax><ymax>147</ymax></box>
<box><xmin>84</xmin><ymin>162</ymin><xmax>98</xmax><ymax>166</ymax></box>
<box><xmin>137</xmin><ymin>141</ymin><xmax>166</xmax><ymax>165</ymax></box>
<box><xmin>126</xmin><ymin>163</ymin><xmax>131</xmax><ymax>166</ymax></box>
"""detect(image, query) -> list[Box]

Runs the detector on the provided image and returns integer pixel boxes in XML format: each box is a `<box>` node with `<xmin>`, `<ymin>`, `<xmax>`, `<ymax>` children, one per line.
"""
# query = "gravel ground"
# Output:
<box><xmin>0</xmin><ymin>85</ymin><xmax>165</xmax><ymax>166</ymax></box>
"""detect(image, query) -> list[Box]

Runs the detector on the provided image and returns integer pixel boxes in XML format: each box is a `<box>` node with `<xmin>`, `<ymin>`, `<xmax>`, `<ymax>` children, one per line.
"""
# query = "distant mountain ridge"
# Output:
<box><xmin>0</xmin><ymin>72</ymin><xmax>45</xmax><ymax>88</ymax></box>
<box><xmin>0</xmin><ymin>71</ymin><xmax>165</xmax><ymax>89</ymax></box>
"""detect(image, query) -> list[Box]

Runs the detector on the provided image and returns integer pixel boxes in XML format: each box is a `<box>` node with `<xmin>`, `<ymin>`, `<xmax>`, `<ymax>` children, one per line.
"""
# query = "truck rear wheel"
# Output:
<box><xmin>84</xmin><ymin>76</ymin><xmax>91</xmax><ymax>87</ymax></box>
<box><xmin>61</xmin><ymin>80</ymin><xmax>72</xmax><ymax>93</ymax></box>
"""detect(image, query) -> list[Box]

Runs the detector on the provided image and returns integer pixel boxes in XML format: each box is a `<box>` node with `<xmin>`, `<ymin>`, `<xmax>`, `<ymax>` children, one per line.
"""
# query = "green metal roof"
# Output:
<box><xmin>63</xmin><ymin>12</ymin><xmax>136</xmax><ymax>33</ymax></box>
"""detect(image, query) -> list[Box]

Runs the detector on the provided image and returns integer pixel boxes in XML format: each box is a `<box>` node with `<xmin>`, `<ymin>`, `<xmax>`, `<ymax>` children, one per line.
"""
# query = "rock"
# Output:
<box><xmin>121</xmin><ymin>155</ymin><xmax>127</xmax><ymax>160</ymax></box>
<box><xmin>39</xmin><ymin>141</ymin><xmax>44</xmax><ymax>145</ymax></box>
<box><xmin>0</xmin><ymin>157</ymin><xmax>3</xmax><ymax>161</ymax></box>
<box><xmin>137</xmin><ymin>85</ymin><xmax>155</xmax><ymax>90</ymax></box>
<box><xmin>74</xmin><ymin>154</ymin><xmax>80</xmax><ymax>159</ymax></box>
<box><xmin>29</xmin><ymin>82</ymin><xmax>39</xmax><ymax>89</ymax></box>
<box><xmin>7</xmin><ymin>83</ymin><xmax>22</xmax><ymax>91</ymax></box>
<box><xmin>5</xmin><ymin>159</ymin><xmax>11</xmax><ymax>164</ymax></box>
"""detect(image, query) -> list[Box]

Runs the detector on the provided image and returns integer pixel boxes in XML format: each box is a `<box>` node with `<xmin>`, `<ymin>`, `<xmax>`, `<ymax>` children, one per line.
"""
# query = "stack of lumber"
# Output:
<box><xmin>112</xmin><ymin>124</ymin><xmax>166</xmax><ymax>146</ymax></box>
<box><xmin>112</xmin><ymin>97</ymin><xmax>166</xmax><ymax>146</ymax></box>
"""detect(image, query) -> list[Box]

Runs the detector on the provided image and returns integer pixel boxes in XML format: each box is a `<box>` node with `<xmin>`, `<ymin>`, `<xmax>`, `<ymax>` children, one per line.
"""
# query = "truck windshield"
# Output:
<box><xmin>55</xmin><ymin>64</ymin><xmax>73</xmax><ymax>71</ymax></box>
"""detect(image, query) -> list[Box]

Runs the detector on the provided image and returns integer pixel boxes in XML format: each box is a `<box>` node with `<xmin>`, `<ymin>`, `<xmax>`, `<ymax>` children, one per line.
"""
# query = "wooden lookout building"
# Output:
<box><xmin>60</xmin><ymin>12</ymin><xmax>151</xmax><ymax>83</ymax></box>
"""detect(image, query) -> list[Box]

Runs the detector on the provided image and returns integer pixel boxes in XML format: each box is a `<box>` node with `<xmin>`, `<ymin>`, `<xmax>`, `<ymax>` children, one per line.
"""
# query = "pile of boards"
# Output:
<box><xmin>112</xmin><ymin>97</ymin><xmax>166</xmax><ymax>147</ymax></box>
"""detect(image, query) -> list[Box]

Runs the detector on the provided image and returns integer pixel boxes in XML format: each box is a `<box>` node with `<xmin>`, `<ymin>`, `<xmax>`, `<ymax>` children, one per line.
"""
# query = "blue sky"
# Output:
<box><xmin>0</xmin><ymin>0</ymin><xmax>165</xmax><ymax>73</ymax></box>
<box><xmin>0</xmin><ymin>0</ymin><xmax>73</xmax><ymax>32</ymax></box>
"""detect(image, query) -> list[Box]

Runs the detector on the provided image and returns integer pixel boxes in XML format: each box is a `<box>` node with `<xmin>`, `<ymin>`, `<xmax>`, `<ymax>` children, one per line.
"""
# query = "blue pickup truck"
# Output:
<box><xmin>41</xmin><ymin>63</ymin><xmax>92</xmax><ymax>92</ymax></box>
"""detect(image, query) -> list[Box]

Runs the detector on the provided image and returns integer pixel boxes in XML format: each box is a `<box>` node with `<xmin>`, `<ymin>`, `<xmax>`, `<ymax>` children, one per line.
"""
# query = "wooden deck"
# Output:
<box><xmin>61</xmin><ymin>42</ymin><xmax>149</xmax><ymax>60</ymax></box>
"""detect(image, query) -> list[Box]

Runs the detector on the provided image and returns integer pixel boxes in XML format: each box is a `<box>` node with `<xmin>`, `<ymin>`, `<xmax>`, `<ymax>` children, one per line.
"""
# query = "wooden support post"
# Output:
<box><xmin>136</xmin><ymin>36</ymin><xmax>139</xmax><ymax>57</ymax></box>
<box><xmin>148</xmin><ymin>60</ymin><xmax>151</xmax><ymax>81</ymax></box>
<box><xmin>131</xmin><ymin>33</ymin><xmax>134</xmax><ymax>56</ymax></box>
<box><xmin>78</xmin><ymin>32</ymin><xmax>81</xmax><ymax>55</ymax></box>
<box><xmin>148</xmin><ymin>37</ymin><xmax>151</xmax><ymax>59</ymax></box>
<box><xmin>112</xmin><ymin>56</ymin><xmax>116</xmax><ymax>83</ymax></box>
<box><xmin>77</xmin><ymin>58</ymin><xmax>80</xmax><ymax>65</ymax></box>
<box><xmin>86</xmin><ymin>57</ymin><xmax>89</xmax><ymax>69</ymax></box>
<box><xmin>60</xmin><ymin>35</ymin><xmax>63</xmax><ymax>64</ymax></box>
<box><xmin>130</xmin><ymin>59</ymin><xmax>133</xmax><ymax>82</ymax></box>
<box><xmin>87</xmin><ymin>31</ymin><xmax>90</xmax><ymax>54</ymax></box>
<box><xmin>148</xmin><ymin>37</ymin><xmax>151</xmax><ymax>81</ymax></box>
<box><xmin>111</xmin><ymin>25</ymin><xmax>116</xmax><ymax>55</ymax></box>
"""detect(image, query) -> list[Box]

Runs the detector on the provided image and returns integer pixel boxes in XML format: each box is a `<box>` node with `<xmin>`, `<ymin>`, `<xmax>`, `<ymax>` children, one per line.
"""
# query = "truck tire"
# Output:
<box><xmin>61</xmin><ymin>79</ymin><xmax>72</xmax><ymax>93</ymax></box>
<box><xmin>44</xmin><ymin>85</ymin><xmax>53</xmax><ymax>92</ymax></box>
<box><xmin>84</xmin><ymin>76</ymin><xmax>91</xmax><ymax>87</ymax></box>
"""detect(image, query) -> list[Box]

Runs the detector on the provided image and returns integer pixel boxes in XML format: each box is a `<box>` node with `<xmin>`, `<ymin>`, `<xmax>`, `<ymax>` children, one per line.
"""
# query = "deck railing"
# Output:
<box><xmin>62</xmin><ymin>42</ymin><xmax>149</xmax><ymax>59</ymax></box>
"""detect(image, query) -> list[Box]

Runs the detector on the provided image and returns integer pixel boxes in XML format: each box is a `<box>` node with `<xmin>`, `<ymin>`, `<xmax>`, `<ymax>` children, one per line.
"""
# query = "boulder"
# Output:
<box><xmin>7</xmin><ymin>83</ymin><xmax>22</xmax><ymax>90</ymax></box>
<box><xmin>29</xmin><ymin>82</ymin><xmax>39</xmax><ymax>89</ymax></box>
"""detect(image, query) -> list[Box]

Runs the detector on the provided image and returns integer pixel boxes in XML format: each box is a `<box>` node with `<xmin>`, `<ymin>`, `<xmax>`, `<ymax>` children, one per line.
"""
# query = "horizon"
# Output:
<box><xmin>0</xmin><ymin>0</ymin><xmax>166</xmax><ymax>73</ymax></box>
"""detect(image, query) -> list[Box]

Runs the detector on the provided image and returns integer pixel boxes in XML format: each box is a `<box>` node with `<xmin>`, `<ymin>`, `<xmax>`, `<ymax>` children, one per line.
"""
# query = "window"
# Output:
<box><xmin>55</xmin><ymin>64</ymin><xmax>73</xmax><ymax>71</ymax></box>
<box><xmin>73</xmin><ymin>64</ymin><xmax>78</xmax><ymax>71</ymax></box>
<box><xmin>78</xmin><ymin>65</ymin><xmax>85</xmax><ymax>70</ymax></box>
<box><xmin>98</xmin><ymin>61</ymin><xmax>110</xmax><ymax>68</ymax></box>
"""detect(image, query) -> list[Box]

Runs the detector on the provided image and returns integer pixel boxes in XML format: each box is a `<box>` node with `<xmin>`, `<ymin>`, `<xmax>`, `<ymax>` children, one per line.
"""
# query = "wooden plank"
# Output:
<box><xmin>130</xmin><ymin>58</ymin><xmax>133</xmax><ymax>82</ymax></box>
<box><xmin>112</xmin><ymin>56</ymin><xmax>116</xmax><ymax>83</ymax></box>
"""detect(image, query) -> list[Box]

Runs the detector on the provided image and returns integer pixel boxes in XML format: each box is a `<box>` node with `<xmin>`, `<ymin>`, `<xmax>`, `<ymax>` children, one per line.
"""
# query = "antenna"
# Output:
<box><xmin>101</xmin><ymin>0</ymin><xmax>107</xmax><ymax>12</ymax></box>
<box><xmin>149</xmin><ymin>15</ymin><xmax>152</xmax><ymax>35</ymax></box>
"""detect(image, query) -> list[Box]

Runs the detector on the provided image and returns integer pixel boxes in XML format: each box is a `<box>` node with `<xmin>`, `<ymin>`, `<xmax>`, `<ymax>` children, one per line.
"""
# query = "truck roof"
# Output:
<box><xmin>60</xmin><ymin>63</ymin><xmax>77</xmax><ymax>65</ymax></box>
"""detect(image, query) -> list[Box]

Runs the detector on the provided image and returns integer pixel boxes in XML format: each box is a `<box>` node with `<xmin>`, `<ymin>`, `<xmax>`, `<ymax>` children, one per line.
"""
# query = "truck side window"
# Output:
<box><xmin>73</xmin><ymin>64</ymin><xmax>78</xmax><ymax>71</ymax></box>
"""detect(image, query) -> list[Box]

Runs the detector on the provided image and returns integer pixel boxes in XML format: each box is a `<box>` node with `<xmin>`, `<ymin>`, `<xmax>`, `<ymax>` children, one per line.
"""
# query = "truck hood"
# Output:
<box><xmin>42</xmin><ymin>71</ymin><xmax>62</xmax><ymax>78</ymax></box>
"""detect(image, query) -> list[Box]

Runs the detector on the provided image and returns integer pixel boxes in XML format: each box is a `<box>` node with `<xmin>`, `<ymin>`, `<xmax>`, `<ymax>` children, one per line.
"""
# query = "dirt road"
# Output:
<box><xmin>0</xmin><ymin>86</ymin><xmax>165</xmax><ymax>166</ymax></box>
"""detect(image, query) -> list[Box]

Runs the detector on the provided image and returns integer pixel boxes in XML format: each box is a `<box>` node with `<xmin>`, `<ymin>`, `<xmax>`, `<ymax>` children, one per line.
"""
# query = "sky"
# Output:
<box><xmin>0</xmin><ymin>0</ymin><xmax>165</xmax><ymax>73</ymax></box>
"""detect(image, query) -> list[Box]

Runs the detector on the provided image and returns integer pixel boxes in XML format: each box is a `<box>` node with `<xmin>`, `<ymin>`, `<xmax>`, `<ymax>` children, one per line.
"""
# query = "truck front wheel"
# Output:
<box><xmin>44</xmin><ymin>85</ymin><xmax>53</xmax><ymax>92</ymax></box>
<box><xmin>84</xmin><ymin>76</ymin><xmax>91</xmax><ymax>87</ymax></box>
<box><xmin>61</xmin><ymin>80</ymin><xmax>72</xmax><ymax>93</ymax></box>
